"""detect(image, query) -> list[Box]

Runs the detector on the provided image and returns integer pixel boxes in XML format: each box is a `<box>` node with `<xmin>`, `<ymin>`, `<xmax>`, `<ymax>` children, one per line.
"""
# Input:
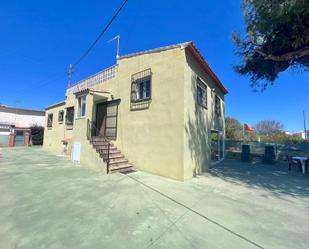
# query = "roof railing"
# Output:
<box><xmin>66</xmin><ymin>65</ymin><xmax>117</xmax><ymax>96</ymax></box>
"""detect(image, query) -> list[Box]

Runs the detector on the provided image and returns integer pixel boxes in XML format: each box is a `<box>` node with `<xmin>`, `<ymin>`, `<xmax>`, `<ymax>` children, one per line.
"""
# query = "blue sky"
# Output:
<box><xmin>0</xmin><ymin>0</ymin><xmax>308</xmax><ymax>132</ymax></box>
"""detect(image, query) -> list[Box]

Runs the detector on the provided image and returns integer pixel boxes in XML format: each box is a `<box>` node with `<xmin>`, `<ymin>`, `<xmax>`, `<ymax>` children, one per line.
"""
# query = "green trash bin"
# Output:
<box><xmin>241</xmin><ymin>144</ymin><xmax>251</xmax><ymax>162</ymax></box>
<box><xmin>264</xmin><ymin>145</ymin><xmax>275</xmax><ymax>164</ymax></box>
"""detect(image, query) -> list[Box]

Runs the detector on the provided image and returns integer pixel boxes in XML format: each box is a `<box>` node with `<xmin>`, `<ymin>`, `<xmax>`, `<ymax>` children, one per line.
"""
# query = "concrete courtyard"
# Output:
<box><xmin>0</xmin><ymin>147</ymin><xmax>309</xmax><ymax>249</ymax></box>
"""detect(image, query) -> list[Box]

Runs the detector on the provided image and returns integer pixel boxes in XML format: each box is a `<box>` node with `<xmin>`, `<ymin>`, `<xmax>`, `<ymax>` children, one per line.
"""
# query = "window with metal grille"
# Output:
<box><xmin>197</xmin><ymin>77</ymin><xmax>207</xmax><ymax>108</ymax></box>
<box><xmin>58</xmin><ymin>110</ymin><xmax>64</xmax><ymax>123</ymax></box>
<box><xmin>131</xmin><ymin>69</ymin><xmax>152</xmax><ymax>102</ymax></box>
<box><xmin>47</xmin><ymin>113</ymin><xmax>53</xmax><ymax>127</ymax></box>
<box><xmin>215</xmin><ymin>95</ymin><xmax>221</xmax><ymax>116</ymax></box>
<box><xmin>66</xmin><ymin>107</ymin><xmax>74</xmax><ymax>126</ymax></box>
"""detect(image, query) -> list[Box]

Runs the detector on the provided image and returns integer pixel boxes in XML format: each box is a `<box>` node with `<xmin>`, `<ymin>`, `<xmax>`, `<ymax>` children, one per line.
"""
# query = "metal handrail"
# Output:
<box><xmin>87</xmin><ymin>119</ymin><xmax>111</xmax><ymax>173</ymax></box>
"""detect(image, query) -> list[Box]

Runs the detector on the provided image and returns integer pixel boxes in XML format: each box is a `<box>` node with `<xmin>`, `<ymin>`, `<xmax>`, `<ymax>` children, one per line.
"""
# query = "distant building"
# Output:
<box><xmin>301</xmin><ymin>130</ymin><xmax>309</xmax><ymax>139</ymax></box>
<box><xmin>0</xmin><ymin>105</ymin><xmax>45</xmax><ymax>147</ymax></box>
<box><xmin>291</xmin><ymin>130</ymin><xmax>309</xmax><ymax>139</ymax></box>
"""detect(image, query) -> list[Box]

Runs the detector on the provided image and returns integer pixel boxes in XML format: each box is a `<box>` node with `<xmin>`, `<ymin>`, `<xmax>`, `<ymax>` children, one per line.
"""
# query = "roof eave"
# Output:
<box><xmin>45</xmin><ymin>101</ymin><xmax>66</xmax><ymax>110</ymax></box>
<box><xmin>185</xmin><ymin>43</ymin><xmax>228</xmax><ymax>95</ymax></box>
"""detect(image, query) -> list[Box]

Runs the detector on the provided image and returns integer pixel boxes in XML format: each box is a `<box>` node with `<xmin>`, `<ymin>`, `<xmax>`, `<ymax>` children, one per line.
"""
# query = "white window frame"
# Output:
<box><xmin>76</xmin><ymin>95</ymin><xmax>86</xmax><ymax>118</ymax></box>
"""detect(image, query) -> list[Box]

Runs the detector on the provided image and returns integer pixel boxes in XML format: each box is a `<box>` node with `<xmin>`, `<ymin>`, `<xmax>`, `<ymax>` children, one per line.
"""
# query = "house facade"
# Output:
<box><xmin>0</xmin><ymin>105</ymin><xmax>45</xmax><ymax>147</ymax></box>
<box><xmin>44</xmin><ymin>42</ymin><xmax>228</xmax><ymax>181</ymax></box>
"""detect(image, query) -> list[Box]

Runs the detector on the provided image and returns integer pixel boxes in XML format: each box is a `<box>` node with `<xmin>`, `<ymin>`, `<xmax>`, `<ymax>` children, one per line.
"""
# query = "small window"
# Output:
<box><xmin>58</xmin><ymin>110</ymin><xmax>64</xmax><ymax>123</ymax></box>
<box><xmin>66</xmin><ymin>107</ymin><xmax>74</xmax><ymax>126</ymax></box>
<box><xmin>215</xmin><ymin>95</ymin><xmax>221</xmax><ymax>116</ymax></box>
<box><xmin>131</xmin><ymin>69</ymin><xmax>152</xmax><ymax>102</ymax></box>
<box><xmin>197</xmin><ymin>77</ymin><xmax>207</xmax><ymax>108</ymax></box>
<box><xmin>77</xmin><ymin>95</ymin><xmax>86</xmax><ymax>118</ymax></box>
<box><xmin>47</xmin><ymin>113</ymin><xmax>53</xmax><ymax>128</ymax></box>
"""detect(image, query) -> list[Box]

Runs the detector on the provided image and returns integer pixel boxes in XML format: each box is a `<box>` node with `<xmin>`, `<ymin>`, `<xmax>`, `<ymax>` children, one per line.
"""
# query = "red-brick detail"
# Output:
<box><xmin>9</xmin><ymin>131</ymin><xmax>15</xmax><ymax>147</ymax></box>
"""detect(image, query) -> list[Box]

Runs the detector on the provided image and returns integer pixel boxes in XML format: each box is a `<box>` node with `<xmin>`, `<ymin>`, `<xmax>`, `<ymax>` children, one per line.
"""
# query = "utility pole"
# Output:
<box><xmin>68</xmin><ymin>64</ymin><xmax>73</xmax><ymax>87</ymax></box>
<box><xmin>303</xmin><ymin>110</ymin><xmax>307</xmax><ymax>139</ymax></box>
<box><xmin>116</xmin><ymin>35</ymin><xmax>120</xmax><ymax>59</ymax></box>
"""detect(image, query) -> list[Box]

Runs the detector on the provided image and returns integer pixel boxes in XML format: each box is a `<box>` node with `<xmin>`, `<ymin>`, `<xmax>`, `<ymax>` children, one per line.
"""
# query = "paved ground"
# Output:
<box><xmin>0</xmin><ymin>147</ymin><xmax>309</xmax><ymax>249</ymax></box>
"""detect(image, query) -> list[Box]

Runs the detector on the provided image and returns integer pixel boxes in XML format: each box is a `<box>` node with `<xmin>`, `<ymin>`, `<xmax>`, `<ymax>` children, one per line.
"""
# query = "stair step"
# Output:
<box><xmin>100</xmin><ymin>154</ymin><xmax>125</xmax><ymax>162</ymax></box>
<box><xmin>109</xmin><ymin>158</ymin><xmax>129</xmax><ymax>166</ymax></box>
<box><xmin>98</xmin><ymin>150</ymin><xmax>121</xmax><ymax>155</ymax></box>
<box><xmin>95</xmin><ymin>145</ymin><xmax>117</xmax><ymax>150</ymax></box>
<box><xmin>109</xmin><ymin>154</ymin><xmax>124</xmax><ymax>159</ymax></box>
<box><xmin>92</xmin><ymin>136</ymin><xmax>107</xmax><ymax>141</ymax></box>
<box><xmin>92</xmin><ymin>139</ymin><xmax>111</xmax><ymax>143</ymax></box>
<box><xmin>109</xmin><ymin>163</ymin><xmax>133</xmax><ymax>173</ymax></box>
<box><xmin>91</xmin><ymin>136</ymin><xmax>135</xmax><ymax>174</ymax></box>
<box><xmin>92</xmin><ymin>141</ymin><xmax>113</xmax><ymax>146</ymax></box>
<box><xmin>109</xmin><ymin>157</ymin><xmax>125</xmax><ymax>163</ymax></box>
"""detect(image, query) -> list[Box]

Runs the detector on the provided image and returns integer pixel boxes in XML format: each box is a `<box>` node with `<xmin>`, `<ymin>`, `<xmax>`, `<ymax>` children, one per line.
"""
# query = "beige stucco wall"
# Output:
<box><xmin>71</xmin><ymin>93</ymin><xmax>106</xmax><ymax>171</ymax></box>
<box><xmin>111</xmin><ymin>48</ymin><xmax>185</xmax><ymax>180</ymax></box>
<box><xmin>43</xmin><ymin>94</ymin><xmax>106</xmax><ymax>172</ymax></box>
<box><xmin>183</xmin><ymin>51</ymin><xmax>225</xmax><ymax>180</ymax></box>
<box><xmin>43</xmin><ymin>103</ymin><xmax>66</xmax><ymax>153</ymax></box>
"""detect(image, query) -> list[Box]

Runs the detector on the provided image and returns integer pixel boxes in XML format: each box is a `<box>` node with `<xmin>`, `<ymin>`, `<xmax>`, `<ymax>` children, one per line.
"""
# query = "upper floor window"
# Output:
<box><xmin>58</xmin><ymin>110</ymin><xmax>64</xmax><ymax>123</ymax></box>
<box><xmin>77</xmin><ymin>95</ymin><xmax>86</xmax><ymax>118</ymax></box>
<box><xmin>47</xmin><ymin>113</ymin><xmax>53</xmax><ymax>128</ymax></box>
<box><xmin>131</xmin><ymin>69</ymin><xmax>152</xmax><ymax>102</ymax></box>
<box><xmin>197</xmin><ymin>77</ymin><xmax>207</xmax><ymax>108</ymax></box>
<box><xmin>215</xmin><ymin>95</ymin><xmax>221</xmax><ymax>116</ymax></box>
<box><xmin>66</xmin><ymin>107</ymin><xmax>74</xmax><ymax>126</ymax></box>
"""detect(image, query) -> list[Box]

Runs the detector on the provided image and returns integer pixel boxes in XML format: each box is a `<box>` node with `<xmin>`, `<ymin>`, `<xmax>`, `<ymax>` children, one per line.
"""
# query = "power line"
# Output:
<box><xmin>73</xmin><ymin>0</ymin><xmax>129</xmax><ymax>67</ymax></box>
<box><xmin>12</xmin><ymin>70</ymin><xmax>67</xmax><ymax>94</ymax></box>
<box><xmin>7</xmin><ymin>0</ymin><xmax>129</xmax><ymax>94</ymax></box>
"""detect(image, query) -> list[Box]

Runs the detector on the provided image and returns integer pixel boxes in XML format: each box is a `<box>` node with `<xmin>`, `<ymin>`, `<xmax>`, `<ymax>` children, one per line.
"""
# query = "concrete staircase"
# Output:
<box><xmin>91</xmin><ymin>136</ymin><xmax>134</xmax><ymax>173</ymax></box>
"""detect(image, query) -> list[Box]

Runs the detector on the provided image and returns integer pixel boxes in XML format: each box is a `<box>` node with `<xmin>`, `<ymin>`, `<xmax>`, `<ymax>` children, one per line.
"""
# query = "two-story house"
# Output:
<box><xmin>44</xmin><ymin>42</ymin><xmax>228</xmax><ymax>181</ymax></box>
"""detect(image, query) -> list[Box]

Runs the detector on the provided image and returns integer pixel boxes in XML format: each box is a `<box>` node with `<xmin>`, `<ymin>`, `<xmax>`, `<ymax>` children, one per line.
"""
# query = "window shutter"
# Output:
<box><xmin>131</xmin><ymin>80</ymin><xmax>137</xmax><ymax>102</ymax></box>
<box><xmin>105</xmin><ymin>101</ymin><xmax>119</xmax><ymax>140</ymax></box>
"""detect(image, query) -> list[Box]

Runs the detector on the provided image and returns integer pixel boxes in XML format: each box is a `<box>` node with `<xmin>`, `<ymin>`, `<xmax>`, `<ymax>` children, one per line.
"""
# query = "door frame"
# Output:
<box><xmin>210</xmin><ymin>129</ymin><xmax>225</xmax><ymax>165</ymax></box>
<box><xmin>95</xmin><ymin>102</ymin><xmax>107</xmax><ymax>136</ymax></box>
<box><xmin>93</xmin><ymin>99</ymin><xmax>121</xmax><ymax>139</ymax></box>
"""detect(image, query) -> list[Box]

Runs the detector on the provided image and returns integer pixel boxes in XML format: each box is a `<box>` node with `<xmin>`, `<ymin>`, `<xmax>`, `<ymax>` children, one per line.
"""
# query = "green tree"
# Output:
<box><xmin>30</xmin><ymin>125</ymin><xmax>44</xmax><ymax>145</ymax></box>
<box><xmin>232</xmin><ymin>0</ymin><xmax>309</xmax><ymax>89</ymax></box>
<box><xmin>225</xmin><ymin>117</ymin><xmax>244</xmax><ymax>140</ymax></box>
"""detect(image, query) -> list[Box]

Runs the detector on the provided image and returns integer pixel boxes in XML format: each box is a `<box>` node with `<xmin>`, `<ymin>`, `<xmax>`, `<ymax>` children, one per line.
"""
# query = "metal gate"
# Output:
<box><xmin>14</xmin><ymin>130</ymin><xmax>24</xmax><ymax>146</ymax></box>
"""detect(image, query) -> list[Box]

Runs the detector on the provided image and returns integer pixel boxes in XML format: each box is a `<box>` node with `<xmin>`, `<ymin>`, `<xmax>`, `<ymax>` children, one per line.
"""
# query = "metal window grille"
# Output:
<box><xmin>66</xmin><ymin>107</ymin><xmax>74</xmax><ymax>125</ymax></box>
<box><xmin>215</xmin><ymin>95</ymin><xmax>221</xmax><ymax>116</ymax></box>
<box><xmin>197</xmin><ymin>77</ymin><xmax>207</xmax><ymax>108</ymax></box>
<box><xmin>47</xmin><ymin>114</ymin><xmax>53</xmax><ymax>127</ymax></box>
<box><xmin>58</xmin><ymin>110</ymin><xmax>64</xmax><ymax>122</ymax></box>
<box><xmin>131</xmin><ymin>69</ymin><xmax>152</xmax><ymax>102</ymax></box>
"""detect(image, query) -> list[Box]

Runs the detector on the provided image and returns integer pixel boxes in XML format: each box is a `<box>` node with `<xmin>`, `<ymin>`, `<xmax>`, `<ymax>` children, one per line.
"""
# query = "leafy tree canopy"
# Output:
<box><xmin>233</xmin><ymin>0</ymin><xmax>309</xmax><ymax>89</ymax></box>
<box><xmin>225</xmin><ymin>117</ymin><xmax>244</xmax><ymax>140</ymax></box>
<box><xmin>30</xmin><ymin>125</ymin><xmax>44</xmax><ymax>145</ymax></box>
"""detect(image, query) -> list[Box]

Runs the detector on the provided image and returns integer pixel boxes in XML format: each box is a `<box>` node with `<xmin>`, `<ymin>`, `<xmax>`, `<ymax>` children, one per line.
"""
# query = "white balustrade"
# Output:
<box><xmin>66</xmin><ymin>65</ymin><xmax>117</xmax><ymax>95</ymax></box>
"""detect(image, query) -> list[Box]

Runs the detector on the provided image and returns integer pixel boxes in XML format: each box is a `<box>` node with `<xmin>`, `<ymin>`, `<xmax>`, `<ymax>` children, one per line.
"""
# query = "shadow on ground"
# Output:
<box><xmin>207</xmin><ymin>159</ymin><xmax>309</xmax><ymax>199</ymax></box>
